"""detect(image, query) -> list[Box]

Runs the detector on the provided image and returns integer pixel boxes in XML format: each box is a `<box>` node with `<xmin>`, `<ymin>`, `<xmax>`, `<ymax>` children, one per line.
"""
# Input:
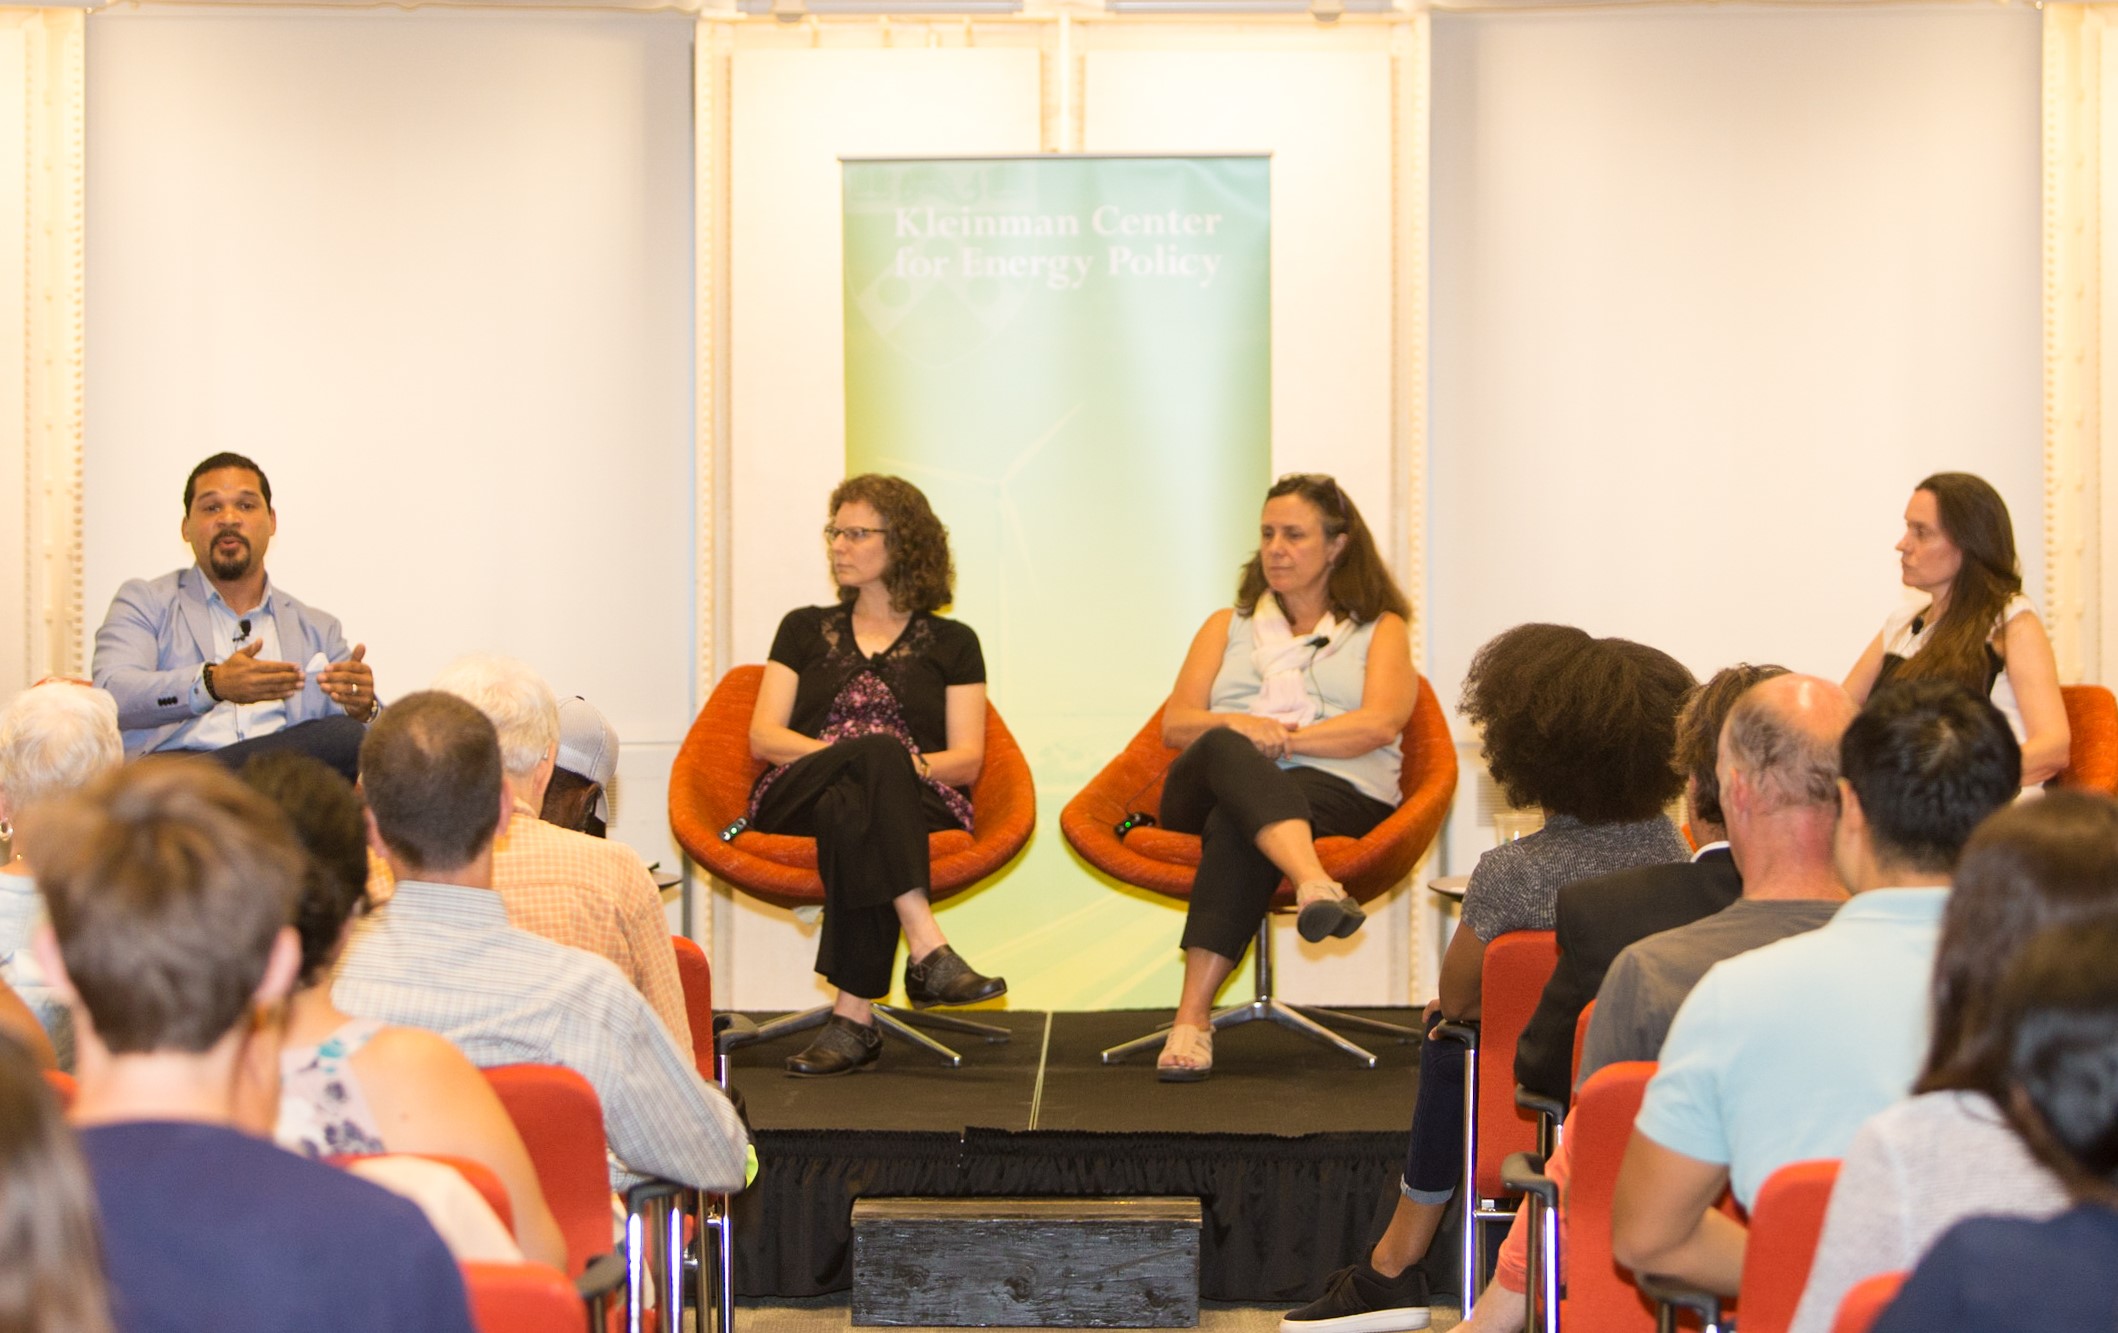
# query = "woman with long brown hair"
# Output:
<box><xmin>1149</xmin><ymin>473</ymin><xmax>1416</xmax><ymax>1081</ymax></box>
<box><xmin>1844</xmin><ymin>472</ymin><xmax>2069</xmax><ymax>785</ymax></box>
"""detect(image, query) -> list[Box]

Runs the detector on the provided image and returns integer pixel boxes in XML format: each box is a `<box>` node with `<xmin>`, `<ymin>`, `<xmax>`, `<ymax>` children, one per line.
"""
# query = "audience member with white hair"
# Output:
<box><xmin>0</xmin><ymin>681</ymin><xmax>124</xmax><ymax>1068</ymax></box>
<box><xmin>399</xmin><ymin>655</ymin><xmax>690</xmax><ymax>1048</ymax></box>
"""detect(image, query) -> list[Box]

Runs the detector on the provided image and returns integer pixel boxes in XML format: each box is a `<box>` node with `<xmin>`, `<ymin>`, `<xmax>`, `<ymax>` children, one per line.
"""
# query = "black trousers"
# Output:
<box><xmin>202</xmin><ymin>715</ymin><xmax>367</xmax><ymax>783</ymax></box>
<box><xmin>1162</xmin><ymin>727</ymin><xmax>1392</xmax><ymax>963</ymax></box>
<box><xmin>750</xmin><ymin>734</ymin><xmax>961</xmax><ymax>1000</ymax></box>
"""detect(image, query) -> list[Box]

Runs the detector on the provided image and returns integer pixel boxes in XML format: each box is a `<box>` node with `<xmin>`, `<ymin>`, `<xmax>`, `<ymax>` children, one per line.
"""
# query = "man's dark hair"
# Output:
<box><xmin>28</xmin><ymin>758</ymin><xmax>304</xmax><ymax>1055</ymax></box>
<box><xmin>241</xmin><ymin>753</ymin><xmax>370</xmax><ymax>987</ymax></box>
<box><xmin>182</xmin><ymin>452</ymin><xmax>272</xmax><ymax>512</ymax></box>
<box><xmin>1840</xmin><ymin>679</ymin><xmax>2019</xmax><ymax>874</ymax></box>
<box><xmin>359</xmin><ymin>691</ymin><xmax>505</xmax><ymax>875</ymax></box>
<box><xmin>1673</xmin><ymin>663</ymin><xmax>1789</xmax><ymax>826</ymax></box>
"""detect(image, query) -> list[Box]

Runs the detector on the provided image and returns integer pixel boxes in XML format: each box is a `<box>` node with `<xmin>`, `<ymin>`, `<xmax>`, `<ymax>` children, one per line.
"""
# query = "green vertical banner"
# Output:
<box><xmin>843</xmin><ymin>155</ymin><xmax>1270</xmax><ymax>1009</ymax></box>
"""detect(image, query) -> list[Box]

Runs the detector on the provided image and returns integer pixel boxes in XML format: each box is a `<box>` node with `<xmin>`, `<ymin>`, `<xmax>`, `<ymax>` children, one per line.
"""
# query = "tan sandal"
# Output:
<box><xmin>1156</xmin><ymin>1023</ymin><xmax>1214</xmax><ymax>1083</ymax></box>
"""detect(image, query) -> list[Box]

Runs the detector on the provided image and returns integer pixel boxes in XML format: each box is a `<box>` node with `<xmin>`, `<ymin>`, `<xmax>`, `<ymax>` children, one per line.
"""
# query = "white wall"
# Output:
<box><xmin>0</xmin><ymin>21</ymin><xmax>28</xmax><ymax>699</ymax></box>
<box><xmin>723</xmin><ymin>49</ymin><xmax>1045</xmax><ymax>1008</ymax></box>
<box><xmin>1429</xmin><ymin>6</ymin><xmax>2044</xmax><ymax>731</ymax></box>
<box><xmin>1083</xmin><ymin>49</ymin><xmax>1412</xmax><ymax>1005</ymax></box>
<box><xmin>1427</xmin><ymin>5</ymin><xmax>2043</xmax><ymax>888</ymax></box>
<box><xmin>82</xmin><ymin>9</ymin><xmax>698</xmax><ymax>884</ymax></box>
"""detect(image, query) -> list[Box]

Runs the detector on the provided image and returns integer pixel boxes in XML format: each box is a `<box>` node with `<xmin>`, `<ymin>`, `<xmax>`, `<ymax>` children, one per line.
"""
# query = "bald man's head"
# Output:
<box><xmin>1718</xmin><ymin>674</ymin><xmax>1859</xmax><ymax>814</ymax></box>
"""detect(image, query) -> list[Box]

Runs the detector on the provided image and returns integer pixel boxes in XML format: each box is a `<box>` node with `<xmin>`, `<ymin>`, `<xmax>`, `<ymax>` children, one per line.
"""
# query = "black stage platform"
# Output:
<box><xmin>728</xmin><ymin>1008</ymin><xmax>1461</xmax><ymax>1303</ymax></box>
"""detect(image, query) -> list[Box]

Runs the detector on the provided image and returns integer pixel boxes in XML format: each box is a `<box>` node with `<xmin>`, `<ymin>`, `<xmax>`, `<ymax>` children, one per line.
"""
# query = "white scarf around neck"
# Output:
<box><xmin>1249</xmin><ymin>595</ymin><xmax>1353</xmax><ymax>728</ymax></box>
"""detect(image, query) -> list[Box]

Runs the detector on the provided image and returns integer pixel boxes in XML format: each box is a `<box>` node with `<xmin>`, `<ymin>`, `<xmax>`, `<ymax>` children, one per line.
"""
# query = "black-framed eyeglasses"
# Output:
<box><xmin>822</xmin><ymin>525</ymin><xmax>888</xmax><ymax>543</ymax></box>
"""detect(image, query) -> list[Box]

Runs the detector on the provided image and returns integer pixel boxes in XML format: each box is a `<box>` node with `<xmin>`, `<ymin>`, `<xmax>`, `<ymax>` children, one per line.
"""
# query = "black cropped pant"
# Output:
<box><xmin>750</xmin><ymin>734</ymin><xmax>961</xmax><ymax>1000</ymax></box>
<box><xmin>1161</xmin><ymin>727</ymin><xmax>1392</xmax><ymax>963</ymax></box>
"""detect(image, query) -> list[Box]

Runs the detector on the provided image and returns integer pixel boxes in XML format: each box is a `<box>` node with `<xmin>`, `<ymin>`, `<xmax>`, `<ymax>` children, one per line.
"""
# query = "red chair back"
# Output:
<box><xmin>483</xmin><ymin>1064</ymin><xmax>612</xmax><ymax>1278</ymax></box>
<box><xmin>1559</xmin><ymin>1061</ymin><xmax>1662</xmax><ymax>1331</ymax></box>
<box><xmin>1829</xmin><ymin>1271</ymin><xmax>1907</xmax><ymax>1333</ymax></box>
<box><xmin>43</xmin><ymin>1069</ymin><xmax>75</xmax><ymax>1110</ymax></box>
<box><xmin>1733</xmin><ymin>1159</ymin><xmax>1843</xmax><ymax>1333</ymax></box>
<box><xmin>1476</xmin><ymin>930</ymin><xmax>1560</xmax><ymax>1197</ymax></box>
<box><xmin>2057</xmin><ymin>684</ymin><xmax>2118</xmax><ymax>794</ymax></box>
<box><xmin>1571</xmin><ymin>998</ymin><xmax>1598</xmax><ymax>1091</ymax></box>
<box><xmin>670</xmin><ymin>936</ymin><xmax>716</xmax><ymax>1080</ymax></box>
<box><xmin>462</xmin><ymin>1260</ymin><xmax>586</xmax><ymax>1333</ymax></box>
<box><xmin>331</xmin><ymin>1153</ymin><xmax>516</xmax><ymax>1237</ymax></box>
<box><xmin>670</xmin><ymin>665</ymin><xmax>1035</xmax><ymax>907</ymax></box>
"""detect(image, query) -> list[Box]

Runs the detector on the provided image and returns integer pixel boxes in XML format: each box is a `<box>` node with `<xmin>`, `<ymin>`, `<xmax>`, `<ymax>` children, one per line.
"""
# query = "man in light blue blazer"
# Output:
<box><xmin>90</xmin><ymin>453</ymin><xmax>379</xmax><ymax>779</ymax></box>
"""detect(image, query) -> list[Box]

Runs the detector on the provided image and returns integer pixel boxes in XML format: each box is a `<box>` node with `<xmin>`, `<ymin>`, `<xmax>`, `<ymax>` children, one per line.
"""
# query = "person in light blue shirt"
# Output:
<box><xmin>1612</xmin><ymin>679</ymin><xmax>2021</xmax><ymax>1300</ymax></box>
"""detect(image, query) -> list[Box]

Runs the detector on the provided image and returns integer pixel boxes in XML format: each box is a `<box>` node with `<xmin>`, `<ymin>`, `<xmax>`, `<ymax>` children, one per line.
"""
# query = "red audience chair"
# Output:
<box><xmin>670</xmin><ymin>936</ymin><xmax>715</xmax><ymax>1081</ymax></box>
<box><xmin>1640</xmin><ymin>1159</ymin><xmax>1841</xmax><ymax>1333</ymax></box>
<box><xmin>1508</xmin><ymin>994</ymin><xmax>1604</xmax><ymax>1331</ymax></box>
<box><xmin>464</xmin><ymin>1261</ymin><xmax>587</xmax><ymax>1333</ymax></box>
<box><xmin>1504</xmin><ymin>1061</ymin><xmax>1666</xmax><ymax>1333</ymax></box>
<box><xmin>1829</xmin><ymin>1271</ymin><xmax>1907</xmax><ymax>1333</ymax></box>
<box><xmin>463</xmin><ymin>1257</ymin><xmax>628</xmax><ymax>1333</ymax></box>
<box><xmin>482</xmin><ymin>1065</ymin><xmax>614</xmax><ymax>1281</ymax></box>
<box><xmin>43</xmin><ymin>1069</ymin><xmax>75</xmax><ymax>1110</ymax></box>
<box><xmin>2056</xmin><ymin>684</ymin><xmax>2118</xmax><ymax>794</ymax></box>
<box><xmin>331</xmin><ymin>1152</ymin><xmax>515</xmax><ymax>1236</ymax></box>
<box><xmin>667</xmin><ymin>664</ymin><xmax>1034</xmax><ymax>1066</ymax></box>
<box><xmin>1060</xmin><ymin>682</ymin><xmax>1457</xmax><ymax>1066</ymax></box>
<box><xmin>659</xmin><ymin>933</ymin><xmax>735</xmax><ymax>1333</ymax></box>
<box><xmin>1572</xmin><ymin>998</ymin><xmax>1598</xmax><ymax>1090</ymax></box>
<box><xmin>1432</xmin><ymin>929</ymin><xmax>1560</xmax><ymax>1318</ymax></box>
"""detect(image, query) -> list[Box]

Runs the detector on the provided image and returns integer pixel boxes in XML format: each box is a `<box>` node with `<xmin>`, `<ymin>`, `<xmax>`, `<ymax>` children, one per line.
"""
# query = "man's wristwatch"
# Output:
<box><xmin>201</xmin><ymin>662</ymin><xmax>223</xmax><ymax>704</ymax></box>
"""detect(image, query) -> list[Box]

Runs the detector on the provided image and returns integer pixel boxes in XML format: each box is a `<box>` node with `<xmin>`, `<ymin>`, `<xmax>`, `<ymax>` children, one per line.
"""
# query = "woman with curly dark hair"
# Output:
<box><xmin>1285</xmin><ymin>623</ymin><xmax>1694</xmax><ymax>1333</ymax></box>
<box><xmin>1150</xmin><ymin>473</ymin><xmax>1416</xmax><ymax>1082</ymax></box>
<box><xmin>1844</xmin><ymin>473</ymin><xmax>2068</xmax><ymax>786</ymax></box>
<box><xmin>747</xmin><ymin>474</ymin><xmax>1003</xmax><ymax>1076</ymax></box>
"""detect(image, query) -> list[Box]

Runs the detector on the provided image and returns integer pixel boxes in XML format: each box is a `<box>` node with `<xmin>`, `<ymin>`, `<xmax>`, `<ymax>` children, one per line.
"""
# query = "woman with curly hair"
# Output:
<box><xmin>1285</xmin><ymin>623</ymin><xmax>1694</xmax><ymax>1333</ymax></box>
<box><xmin>1151</xmin><ymin>473</ymin><xmax>1415</xmax><ymax>1082</ymax></box>
<box><xmin>1844</xmin><ymin>473</ymin><xmax>2069</xmax><ymax>785</ymax></box>
<box><xmin>748</xmin><ymin>475</ymin><xmax>1003</xmax><ymax>1076</ymax></box>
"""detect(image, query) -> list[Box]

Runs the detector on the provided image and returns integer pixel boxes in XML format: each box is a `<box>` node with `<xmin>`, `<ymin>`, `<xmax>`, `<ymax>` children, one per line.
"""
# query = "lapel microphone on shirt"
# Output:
<box><xmin>237</xmin><ymin>618</ymin><xmax>252</xmax><ymax>640</ymax></box>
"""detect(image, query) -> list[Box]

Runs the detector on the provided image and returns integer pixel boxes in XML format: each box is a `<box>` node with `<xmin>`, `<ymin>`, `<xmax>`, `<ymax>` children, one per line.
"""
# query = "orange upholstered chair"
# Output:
<box><xmin>2056</xmin><ymin>684</ymin><xmax>2118</xmax><ymax>794</ymax></box>
<box><xmin>1830</xmin><ymin>1272</ymin><xmax>1907</xmax><ymax>1333</ymax></box>
<box><xmin>1060</xmin><ymin>675</ymin><xmax>1457</xmax><ymax>1066</ymax></box>
<box><xmin>668</xmin><ymin>664</ymin><xmax>1035</xmax><ymax>1065</ymax></box>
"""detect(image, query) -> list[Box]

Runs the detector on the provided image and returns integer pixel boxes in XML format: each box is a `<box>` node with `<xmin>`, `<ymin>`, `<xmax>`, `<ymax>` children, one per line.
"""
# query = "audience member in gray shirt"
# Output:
<box><xmin>1577</xmin><ymin>897</ymin><xmax>1842</xmax><ymax>1087</ymax></box>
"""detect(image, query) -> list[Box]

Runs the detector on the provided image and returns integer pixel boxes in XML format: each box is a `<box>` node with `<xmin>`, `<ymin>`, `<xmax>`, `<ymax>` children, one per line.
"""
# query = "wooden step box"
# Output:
<box><xmin>851</xmin><ymin>1196</ymin><xmax>1203</xmax><ymax>1328</ymax></box>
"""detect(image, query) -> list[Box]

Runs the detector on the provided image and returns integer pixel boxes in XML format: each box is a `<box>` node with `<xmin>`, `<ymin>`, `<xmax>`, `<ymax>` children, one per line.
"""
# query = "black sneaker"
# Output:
<box><xmin>1279</xmin><ymin>1262</ymin><xmax>1432</xmax><ymax>1333</ymax></box>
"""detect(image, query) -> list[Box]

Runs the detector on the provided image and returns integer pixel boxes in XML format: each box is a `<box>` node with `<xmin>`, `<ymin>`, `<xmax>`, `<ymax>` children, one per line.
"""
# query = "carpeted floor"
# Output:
<box><xmin>728</xmin><ymin>1007</ymin><xmax>1427</xmax><ymax>1135</ymax></box>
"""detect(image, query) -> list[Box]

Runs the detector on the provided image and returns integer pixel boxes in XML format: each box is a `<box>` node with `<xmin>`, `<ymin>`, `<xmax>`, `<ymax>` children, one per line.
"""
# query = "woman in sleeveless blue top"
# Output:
<box><xmin>1150</xmin><ymin>475</ymin><xmax>1416</xmax><ymax>1082</ymax></box>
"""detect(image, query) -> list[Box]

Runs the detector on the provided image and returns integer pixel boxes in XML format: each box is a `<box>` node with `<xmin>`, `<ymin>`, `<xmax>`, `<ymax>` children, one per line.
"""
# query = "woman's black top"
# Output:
<box><xmin>765</xmin><ymin>604</ymin><xmax>985</xmax><ymax>756</ymax></box>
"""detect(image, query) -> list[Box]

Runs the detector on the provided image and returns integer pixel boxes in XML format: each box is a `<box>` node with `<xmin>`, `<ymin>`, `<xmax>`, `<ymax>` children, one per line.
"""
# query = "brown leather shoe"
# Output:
<box><xmin>903</xmin><ymin>944</ymin><xmax>1007</xmax><ymax>1010</ymax></box>
<box><xmin>785</xmin><ymin>1014</ymin><xmax>882</xmax><ymax>1077</ymax></box>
